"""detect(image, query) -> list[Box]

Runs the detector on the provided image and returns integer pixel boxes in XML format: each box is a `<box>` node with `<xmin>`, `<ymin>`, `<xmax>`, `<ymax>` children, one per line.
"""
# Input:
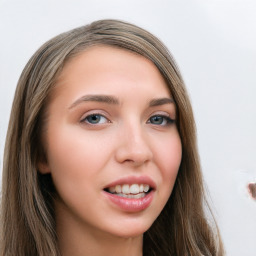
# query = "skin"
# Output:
<box><xmin>38</xmin><ymin>46</ymin><xmax>182</xmax><ymax>256</ymax></box>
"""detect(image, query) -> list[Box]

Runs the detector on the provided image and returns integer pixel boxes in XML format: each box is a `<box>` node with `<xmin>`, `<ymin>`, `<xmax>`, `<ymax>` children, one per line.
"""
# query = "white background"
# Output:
<box><xmin>0</xmin><ymin>0</ymin><xmax>255</xmax><ymax>255</ymax></box>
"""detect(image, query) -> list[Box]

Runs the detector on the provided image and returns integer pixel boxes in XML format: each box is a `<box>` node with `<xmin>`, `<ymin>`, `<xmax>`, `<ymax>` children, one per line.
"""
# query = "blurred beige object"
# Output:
<box><xmin>248</xmin><ymin>182</ymin><xmax>256</xmax><ymax>200</ymax></box>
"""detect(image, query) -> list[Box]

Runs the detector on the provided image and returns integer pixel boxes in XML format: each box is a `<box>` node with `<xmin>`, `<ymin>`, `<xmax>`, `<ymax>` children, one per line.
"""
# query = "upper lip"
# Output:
<box><xmin>104</xmin><ymin>175</ymin><xmax>156</xmax><ymax>190</ymax></box>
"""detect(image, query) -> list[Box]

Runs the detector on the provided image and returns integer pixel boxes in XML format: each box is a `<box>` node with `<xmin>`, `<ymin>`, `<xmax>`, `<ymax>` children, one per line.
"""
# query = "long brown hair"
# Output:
<box><xmin>1</xmin><ymin>19</ymin><xmax>224</xmax><ymax>256</ymax></box>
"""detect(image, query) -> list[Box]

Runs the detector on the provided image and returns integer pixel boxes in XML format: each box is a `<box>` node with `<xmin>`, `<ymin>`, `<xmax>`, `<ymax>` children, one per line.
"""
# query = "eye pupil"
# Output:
<box><xmin>150</xmin><ymin>116</ymin><xmax>163</xmax><ymax>124</ymax></box>
<box><xmin>88</xmin><ymin>114</ymin><xmax>101</xmax><ymax>123</ymax></box>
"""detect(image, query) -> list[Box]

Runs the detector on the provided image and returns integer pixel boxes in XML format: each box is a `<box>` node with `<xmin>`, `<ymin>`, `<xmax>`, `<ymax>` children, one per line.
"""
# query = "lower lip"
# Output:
<box><xmin>103</xmin><ymin>191</ymin><xmax>154</xmax><ymax>212</ymax></box>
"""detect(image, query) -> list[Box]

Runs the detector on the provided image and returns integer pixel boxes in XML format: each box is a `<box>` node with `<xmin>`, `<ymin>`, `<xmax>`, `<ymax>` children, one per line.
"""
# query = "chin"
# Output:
<box><xmin>107</xmin><ymin>220</ymin><xmax>153</xmax><ymax>239</ymax></box>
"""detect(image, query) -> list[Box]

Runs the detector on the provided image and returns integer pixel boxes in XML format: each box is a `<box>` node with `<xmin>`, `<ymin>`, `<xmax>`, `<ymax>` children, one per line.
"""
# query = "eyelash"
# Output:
<box><xmin>80</xmin><ymin>113</ymin><xmax>174</xmax><ymax>126</ymax></box>
<box><xmin>147</xmin><ymin>115</ymin><xmax>175</xmax><ymax>126</ymax></box>
<box><xmin>80</xmin><ymin>113</ymin><xmax>110</xmax><ymax>125</ymax></box>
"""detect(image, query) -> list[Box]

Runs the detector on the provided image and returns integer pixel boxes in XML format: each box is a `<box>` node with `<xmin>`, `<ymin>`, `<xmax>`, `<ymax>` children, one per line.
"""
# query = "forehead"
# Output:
<box><xmin>53</xmin><ymin>45</ymin><xmax>171</xmax><ymax>99</ymax></box>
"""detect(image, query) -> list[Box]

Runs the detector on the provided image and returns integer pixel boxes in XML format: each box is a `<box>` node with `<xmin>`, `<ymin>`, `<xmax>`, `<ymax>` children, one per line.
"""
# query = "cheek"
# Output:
<box><xmin>44</xmin><ymin>126</ymin><xmax>114</xmax><ymax>198</ymax></box>
<box><xmin>163</xmin><ymin>138</ymin><xmax>182</xmax><ymax>177</ymax></box>
<box><xmin>46</xmin><ymin>125</ymin><xmax>111</xmax><ymax>174</ymax></box>
<box><xmin>146</xmin><ymin>132</ymin><xmax>181</xmax><ymax>222</ymax></box>
<box><xmin>153</xmin><ymin>133</ymin><xmax>182</xmax><ymax>194</ymax></box>
<box><xmin>156</xmin><ymin>131</ymin><xmax>181</xmax><ymax>170</ymax></box>
<box><xmin>45</xmin><ymin>126</ymin><xmax>114</xmax><ymax>209</ymax></box>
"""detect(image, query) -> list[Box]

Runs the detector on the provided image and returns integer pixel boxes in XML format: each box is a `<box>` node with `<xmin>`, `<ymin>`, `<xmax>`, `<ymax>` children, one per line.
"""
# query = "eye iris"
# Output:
<box><xmin>88</xmin><ymin>114</ymin><xmax>101</xmax><ymax>124</ymax></box>
<box><xmin>151</xmin><ymin>116</ymin><xmax>163</xmax><ymax>124</ymax></box>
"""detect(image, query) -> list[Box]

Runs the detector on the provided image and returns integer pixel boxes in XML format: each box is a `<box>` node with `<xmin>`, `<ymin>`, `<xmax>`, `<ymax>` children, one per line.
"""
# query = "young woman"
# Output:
<box><xmin>0</xmin><ymin>19</ymin><xmax>224</xmax><ymax>256</ymax></box>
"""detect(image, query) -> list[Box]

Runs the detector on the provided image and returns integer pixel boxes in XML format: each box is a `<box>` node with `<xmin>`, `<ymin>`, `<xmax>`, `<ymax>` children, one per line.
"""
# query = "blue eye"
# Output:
<box><xmin>82</xmin><ymin>114</ymin><xmax>108</xmax><ymax>124</ymax></box>
<box><xmin>148</xmin><ymin>115</ymin><xmax>174</xmax><ymax>126</ymax></box>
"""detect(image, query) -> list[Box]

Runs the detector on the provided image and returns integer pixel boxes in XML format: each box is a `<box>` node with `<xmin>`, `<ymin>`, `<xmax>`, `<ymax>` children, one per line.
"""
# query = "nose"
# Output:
<box><xmin>115</xmin><ymin>122</ymin><xmax>153</xmax><ymax>166</ymax></box>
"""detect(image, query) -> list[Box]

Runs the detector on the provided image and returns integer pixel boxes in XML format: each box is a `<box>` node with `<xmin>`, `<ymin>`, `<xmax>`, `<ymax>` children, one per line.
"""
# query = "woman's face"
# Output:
<box><xmin>39</xmin><ymin>46</ymin><xmax>182</xmax><ymax>238</ymax></box>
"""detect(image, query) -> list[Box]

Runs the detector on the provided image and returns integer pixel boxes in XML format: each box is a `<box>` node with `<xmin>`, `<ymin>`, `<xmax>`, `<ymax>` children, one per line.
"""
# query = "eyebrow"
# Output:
<box><xmin>149</xmin><ymin>97</ymin><xmax>174</xmax><ymax>107</ymax></box>
<box><xmin>69</xmin><ymin>95</ymin><xmax>119</xmax><ymax>109</ymax></box>
<box><xmin>69</xmin><ymin>94</ymin><xmax>174</xmax><ymax>109</ymax></box>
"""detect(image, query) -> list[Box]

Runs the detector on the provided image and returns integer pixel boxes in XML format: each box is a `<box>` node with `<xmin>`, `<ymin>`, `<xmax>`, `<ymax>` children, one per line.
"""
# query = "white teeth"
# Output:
<box><xmin>107</xmin><ymin>184</ymin><xmax>151</xmax><ymax>195</ymax></box>
<box><xmin>133</xmin><ymin>193</ymin><xmax>146</xmax><ymax>199</ymax></box>
<box><xmin>143</xmin><ymin>184</ymin><xmax>150</xmax><ymax>193</ymax></box>
<box><xmin>130</xmin><ymin>184</ymin><xmax>140</xmax><ymax>194</ymax></box>
<box><xmin>116</xmin><ymin>192</ymin><xmax>146</xmax><ymax>198</ymax></box>
<box><xmin>122</xmin><ymin>184</ymin><xmax>130</xmax><ymax>194</ymax></box>
<box><xmin>115</xmin><ymin>185</ymin><xmax>122</xmax><ymax>193</ymax></box>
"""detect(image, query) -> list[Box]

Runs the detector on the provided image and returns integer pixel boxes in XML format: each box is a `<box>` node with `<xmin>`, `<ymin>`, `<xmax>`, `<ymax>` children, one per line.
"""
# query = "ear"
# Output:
<box><xmin>37</xmin><ymin>161</ymin><xmax>51</xmax><ymax>174</ymax></box>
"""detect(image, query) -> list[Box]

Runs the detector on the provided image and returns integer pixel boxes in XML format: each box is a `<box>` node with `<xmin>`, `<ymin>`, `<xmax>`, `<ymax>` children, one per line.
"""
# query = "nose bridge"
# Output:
<box><xmin>115</xmin><ymin>117</ymin><xmax>153</xmax><ymax>165</ymax></box>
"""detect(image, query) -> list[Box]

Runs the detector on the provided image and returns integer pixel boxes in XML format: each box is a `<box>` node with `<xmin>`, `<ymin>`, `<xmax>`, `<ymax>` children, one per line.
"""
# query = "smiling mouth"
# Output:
<box><xmin>104</xmin><ymin>184</ymin><xmax>152</xmax><ymax>199</ymax></box>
